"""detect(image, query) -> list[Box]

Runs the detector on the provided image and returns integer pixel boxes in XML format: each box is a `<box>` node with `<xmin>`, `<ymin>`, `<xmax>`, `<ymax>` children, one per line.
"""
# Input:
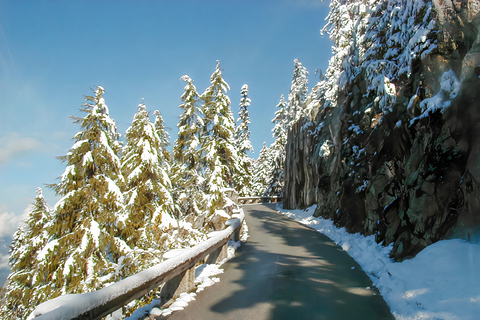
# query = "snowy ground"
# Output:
<box><xmin>106</xmin><ymin>220</ymin><xmax>249</xmax><ymax>320</ymax></box>
<box><xmin>278</xmin><ymin>204</ymin><xmax>480</xmax><ymax>320</ymax></box>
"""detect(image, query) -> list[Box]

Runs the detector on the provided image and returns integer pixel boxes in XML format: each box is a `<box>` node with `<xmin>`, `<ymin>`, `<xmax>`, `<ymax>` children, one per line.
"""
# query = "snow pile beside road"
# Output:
<box><xmin>278</xmin><ymin>204</ymin><xmax>480</xmax><ymax>320</ymax></box>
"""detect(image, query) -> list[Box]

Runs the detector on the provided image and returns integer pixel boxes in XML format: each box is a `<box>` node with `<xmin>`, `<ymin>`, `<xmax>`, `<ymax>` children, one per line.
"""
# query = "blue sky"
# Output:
<box><xmin>0</xmin><ymin>0</ymin><xmax>332</xmax><ymax>282</ymax></box>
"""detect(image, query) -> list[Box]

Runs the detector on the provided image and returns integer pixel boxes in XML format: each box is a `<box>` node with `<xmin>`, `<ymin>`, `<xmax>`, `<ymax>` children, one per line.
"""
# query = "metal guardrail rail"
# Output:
<box><xmin>31</xmin><ymin>211</ymin><xmax>244</xmax><ymax>320</ymax></box>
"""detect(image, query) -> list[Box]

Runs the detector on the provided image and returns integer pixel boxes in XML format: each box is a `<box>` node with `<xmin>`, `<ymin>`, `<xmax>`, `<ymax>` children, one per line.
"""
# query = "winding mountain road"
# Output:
<box><xmin>164</xmin><ymin>203</ymin><xmax>394</xmax><ymax>320</ymax></box>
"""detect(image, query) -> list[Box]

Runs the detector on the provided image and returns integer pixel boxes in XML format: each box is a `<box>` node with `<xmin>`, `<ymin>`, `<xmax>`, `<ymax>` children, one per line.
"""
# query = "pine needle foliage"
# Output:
<box><xmin>200</xmin><ymin>61</ymin><xmax>241</xmax><ymax>214</ymax></box>
<box><xmin>3</xmin><ymin>87</ymin><xmax>139</xmax><ymax>319</ymax></box>
<box><xmin>287</xmin><ymin>59</ymin><xmax>309</xmax><ymax>127</ymax></box>
<box><xmin>234</xmin><ymin>84</ymin><xmax>253</xmax><ymax>154</ymax></box>
<box><xmin>172</xmin><ymin>75</ymin><xmax>206</xmax><ymax>216</ymax></box>
<box><xmin>251</xmin><ymin>142</ymin><xmax>274</xmax><ymax>196</ymax></box>
<box><xmin>272</xmin><ymin>94</ymin><xmax>289</xmax><ymax>147</ymax></box>
<box><xmin>0</xmin><ymin>188</ymin><xmax>51</xmax><ymax>318</ymax></box>
<box><xmin>120</xmin><ymin>104</ymin><xmax>175</xmax><ymax>251</ymax></box>
<box><xmin>153</xmin><ymin>109</ymin><xmax>171</xmax><ymax>165</ymax></box>
<box><xmin>234</xmin><ymin>84</ymin><xmax>254</xmax><ymax>196</ymax></box>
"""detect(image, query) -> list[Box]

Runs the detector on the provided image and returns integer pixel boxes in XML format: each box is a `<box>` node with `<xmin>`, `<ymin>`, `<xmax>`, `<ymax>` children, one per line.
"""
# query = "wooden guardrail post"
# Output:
<box><xmin>233</xmin><ymin>222</ymin><xmax>242</xmax><ymax>242</ymax></box>
<box><xmin>205</xmin><ymin>243</ymin><xmax>227</xmax><ymax>265</ymax></box>
<box><xmin>158</xmin><ymin>267</ymin><xmax>195</xmax><ymax>306</ymax></box>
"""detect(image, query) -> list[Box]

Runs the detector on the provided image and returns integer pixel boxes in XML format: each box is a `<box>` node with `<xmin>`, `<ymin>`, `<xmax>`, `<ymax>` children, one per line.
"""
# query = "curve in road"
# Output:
<box><xmin>163</xmin><ymin>203</ymin><xmax>394</xmax><ymax>320</ymax></box>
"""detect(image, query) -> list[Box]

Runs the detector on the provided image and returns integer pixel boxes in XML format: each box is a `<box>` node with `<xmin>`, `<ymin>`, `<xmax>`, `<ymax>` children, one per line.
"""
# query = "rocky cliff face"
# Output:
<box><xmin>283</xmin><ymin>1</ymin><xmax>480</xmax><ymax>261</ymax></box>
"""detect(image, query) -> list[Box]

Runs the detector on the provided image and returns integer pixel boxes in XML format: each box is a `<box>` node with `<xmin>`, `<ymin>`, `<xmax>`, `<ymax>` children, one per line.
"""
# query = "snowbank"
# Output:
<box><xmin>278</xmin><ymin>205</ymin><xmax>480</xmax><ymax>320</ymax></box>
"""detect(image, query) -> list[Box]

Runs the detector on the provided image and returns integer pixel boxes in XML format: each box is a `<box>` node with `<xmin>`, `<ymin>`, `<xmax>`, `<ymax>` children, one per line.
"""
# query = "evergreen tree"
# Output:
<box><xmin>172</xmin><ymin>75</ymin><xmax>205</xmax><ymax>215</ymax></box>
<box><xmin>271</xmin><ymin>94</ymin><xmax>288</xmax><ymax>147</ymax></box>
<box><xmin>250</xmin><ymin>142</ymin><xmax>274</xmax><ymax>196</ymax></box>
<box><xmin>200</xmin><ymin>61</ymin><xmax>241</xmax><ymax>213</ymax></box>
<box><xmin>319</xmin><ymin>0</ymin><xmax>435</xmax><ymax>112</ymax></box>
<box><xmin>153</xmin><ymin>109</ymin><xmax>171</xmax><ymax>164</ymax></box>
<box><xmin>264</xmin><ymin>94</ymin><xmax>291</xmax><ymax>197</ymax></box>
<box><xmin>0</xmin><ymin>188</ymin><xmax>51</xmax><ymax>318</ymax></box>
<box><xmin>263</xmin><ymin>147</ymin><xmax>285</xmax><ymax>197</ymax></box>
<box><xmin>304</xmin><ymin>70</ymin><xmax>328</xmax><ymax>118</ymax></box>
<box><xmin>120</xmin><ymin>103</ymin><xmax>175</xmax><ymax>252</ymax></box>
<box><xmin>234</xmin><ymin>84</ymin><xmax>254</xmax><ymax>196</ymax></box>
<box><xmin>234</xmin><ymin>84</ymin><xmax>253</xmax><ymax>154</ymax></box>
<box><xmin>8</xmin><ymin>87</ymin><xmax>135</xmax><ymax>315</ymax></box>
<box><xmin>287</xmin><ymin>59</ymin><xmax>309</xmax><ymax>127</ymax></box>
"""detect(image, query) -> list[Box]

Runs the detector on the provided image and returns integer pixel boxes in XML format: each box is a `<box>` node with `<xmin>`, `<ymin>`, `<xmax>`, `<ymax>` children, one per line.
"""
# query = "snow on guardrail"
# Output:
<box><xmin>29</xmin><ymin>210</ymin><xmax>244</xmax><ymax>320</ymax></box>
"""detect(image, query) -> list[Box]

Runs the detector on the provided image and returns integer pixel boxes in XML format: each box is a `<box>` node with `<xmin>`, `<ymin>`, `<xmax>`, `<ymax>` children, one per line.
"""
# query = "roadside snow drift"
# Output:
<box><xmin>279</xmin><ymin>205</ymin><xmax>480</xmax><ymax>320</ymax></box>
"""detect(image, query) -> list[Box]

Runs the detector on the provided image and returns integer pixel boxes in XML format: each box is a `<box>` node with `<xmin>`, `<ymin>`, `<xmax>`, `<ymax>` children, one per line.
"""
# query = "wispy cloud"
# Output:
<box><xmin>0</xmin><ymin>206</ymin><xmax>29</xmax><ymax>239</ymax></box>
<box><xmin>0</xmin><ymin>133</ymin><xmax>43</xmax><ymax>165</ymax></box>
<box><xmin>0</xmin><ymin>252</ymin><xmax>8</xmax><ymax>269</ymax></box>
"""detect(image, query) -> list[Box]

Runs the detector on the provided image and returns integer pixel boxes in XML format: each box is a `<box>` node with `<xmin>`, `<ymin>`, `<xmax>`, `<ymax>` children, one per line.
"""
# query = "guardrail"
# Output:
<box><xmin>238</xmin><ymin>196</ymin><xmax>283</xmax><ymax>204</ymax></box>
<box><xmin>31</xmin><ymin>210</ymin><xmax>245</xmax><ymax>320</ymax></box>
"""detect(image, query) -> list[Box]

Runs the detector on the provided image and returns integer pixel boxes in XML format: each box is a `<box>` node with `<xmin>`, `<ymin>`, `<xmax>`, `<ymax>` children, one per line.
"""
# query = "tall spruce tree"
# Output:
<box><xmin>200</xmin><ymin>61</ymin><xmax>241</xmax><ymax>213</ymax></box>
<box><xmin>0</xmin><ymin>188</ymin><xmax>52</xmax><ymax>318</ymax></box>
<box><xmin>271</xmin><ymin>94</ymin><xmax>288</xmax><ymax>147</ymax></box>
<box><xmin>264</xmin><ymin>97</ymin><xmax>289</xmax><ymax>197</ymax></box>
<box><xmin>234</xmin><ymin>84</ymin><xmax>253</xmax><ymax>154</ymax></box>
<box><xmin>263</xmin><ymin>148</ymin><xmax>285</xmax><ymax>197</ymax></box>
<box><xmin>304</xmin><ymin>70</ymin><xmax>328</xmax><ymax>118</ymax></box>
<box><xmin>287</xmin><ymin>59</ymin><xmax>309</xmax><ymax>127</ymax></box>
<box><xmin>2</xmin><ymin>87</ymin><xmax>135</xmax><ymax>319</ymax></box>
<box><xmin>153</xmin><ymin>109</ymin><xmax>171</xmax><ymax>165</ymax></box>
<box><xmin>263</xmin><ymin>62</ymin><xmax>308</xmax><ymax>197</ymax></box>
<box><xmin>120</xmin><ymin>103</ymin><xmax>175</xmax><ymax>252</ymax></box>
<box><xmin>250</xmin><ymin>142</ymin><xmax>274</xmax><ymax>196</ymax></box>
<box><xmin>233</xmin><ymin>84</ymin><xmax>254</xmax><ymax>196</ymax></box>
<box><xmin>32</xmin><ymin>87</ymin><xmax>133</xmax><ymax>308</ymax></box>
<box><xmin>172</xmin><ymin>75</ymin><xmax>205</xmax><ymax>215</ymax></box>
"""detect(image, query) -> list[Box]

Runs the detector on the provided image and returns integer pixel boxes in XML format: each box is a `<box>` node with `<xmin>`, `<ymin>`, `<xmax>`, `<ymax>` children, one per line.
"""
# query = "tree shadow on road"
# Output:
<box><xmin>204</xmin><ymin>204</ymin><xmax>394</xmax><ymax>320</ymax></box>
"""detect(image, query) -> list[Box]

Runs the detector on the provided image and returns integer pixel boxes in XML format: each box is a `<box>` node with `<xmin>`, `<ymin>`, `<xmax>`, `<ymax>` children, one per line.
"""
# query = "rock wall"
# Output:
<box><xmin>284</xmin><ymin>3</ymin><xmax>480</xmax><ymax>261</ymax></box>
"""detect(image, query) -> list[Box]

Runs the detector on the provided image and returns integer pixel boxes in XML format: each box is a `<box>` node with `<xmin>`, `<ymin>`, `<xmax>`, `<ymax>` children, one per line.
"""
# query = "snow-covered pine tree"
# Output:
<box><xmin>234</xmin><ymin>84</ymin><xmax>253</xmax><ymax>154</ymax></box>
<box><xmin>250</xmin><ymin>142</ymin><xmax>274</xmax><ymax>196</ymax></box>
<box><xmin>17</xmin><ymin>87</ymin><xmax>135</xmax><ymax>313</ymax></box>
<box><xmin>0</xmin><ymin>188</ymin><xmax>51</xmax><ymax>319</ymax></box>
<box><xmin>304</xmin><ymin>70</ymin><xmax>328</xmax><ymax>118</ymax></box>
<box><xmin>263</xmin><ymin>94</ymin><xmax>291</xmax><ymax>197</ymax></box>
<box><xmin>172</xmin><ymin>75</ymin><xmax>205</xmax><ymax>216</ymax></box>
<box><xmin>318</xmin><ymin>0</ymin><xmax>436</xmax><ymax>114</ymax></box>
<box><xmin>153</xmin><ymin>109</ymin><xmax>171</xmax><ymax>165</ymax></box>
<box><xmin>287</xmin><ymin>59</ymin><xmax>309</xmax><ymax>127</ymax></box>
<box><xmin>263</xmin><ymin>148</ymin><xmax>285</xmax><ymax>197</ymax></box>
<box><xmin>120</xmin><ymin>103</ymin><xmax>175</xmax><ymax>253</ymax></box>
<box><xmin>271</xmin><ymin>94</ymin><xmax>288</xmax><ymax>148</ymax></box>
<box><xmin>233</xmin><ymin>84</ymin><xmax>254</xmax><ymax>196</ymax></box>
<box><xmin>199</xmin><ymin>61</ymin><xmax>241</xmax><ymax>214</ymax></box>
